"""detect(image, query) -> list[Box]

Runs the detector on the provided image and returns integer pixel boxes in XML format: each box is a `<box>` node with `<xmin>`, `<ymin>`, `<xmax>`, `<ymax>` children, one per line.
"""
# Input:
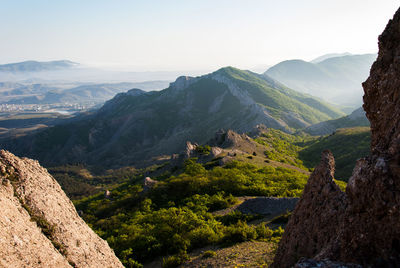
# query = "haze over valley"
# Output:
<box><xmin>1</xmin><ymin>1</ymin><xmax>400</xmax><ymax>268</ymax></box>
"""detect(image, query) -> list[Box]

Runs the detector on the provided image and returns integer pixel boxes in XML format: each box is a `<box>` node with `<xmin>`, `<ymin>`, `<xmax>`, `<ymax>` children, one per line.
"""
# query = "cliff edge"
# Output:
<box><xmin>0</xmin><ymin>150</ymin><xmax>123</xmax><ymax>267</ymax></box>
<box><xmin>273</xmin><ymin>7</ymin><xmax>400</xmax><ymax>268</ymax></box>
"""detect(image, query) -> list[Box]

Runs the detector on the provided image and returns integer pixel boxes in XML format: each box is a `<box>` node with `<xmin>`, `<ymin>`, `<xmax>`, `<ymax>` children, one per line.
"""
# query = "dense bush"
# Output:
<box><xmin>195</xmin><ymin>145</ymin><xmax>211</xmax><ymax>155</ymax></box>
<box><xmin>49</xmin><ymin>165</ymin><xmax>138</xmax><ymax>199</ymax></box>
<box><xmin>70</xmin><ymin>127</ymin><xmax>364</xmax><ymax>266</ymax></box>
<box><xmin>74</xmin><ymin>159</ymin><xmax>307</xmax><ymax>266</ymax></box>
<box><xmin>254</xmin><ymin>127</ymin><xmax>371</xmax><ymax>182</ymax></box>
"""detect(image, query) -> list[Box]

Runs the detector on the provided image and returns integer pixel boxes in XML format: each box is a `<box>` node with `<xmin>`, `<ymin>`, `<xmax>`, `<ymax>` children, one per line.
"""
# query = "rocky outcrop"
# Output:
<box><xmin>184</xmin><ymin>141</ymin><xmax>199</xmax><ymax>158</ymax></box>
<box><xmin>0</xmin><ymin>150</ymin><xmax>123</xmax><ymax>268</ymax></box>
<box><xmin>143</xmin><ymin>176</ymin><xmax>158</xmax><ymax>193</ymax></box>
<box><xmin>169</xmin><ymin>76</ymin><xmax>198</xmax><ymax>91</ymax></box>
<box><xmin>273</xmin><ymin>151</ymin><xmax>346</xmax><ymax>267</ymax></box>
<box><xmin>273</xmin><ymin>7</ymin><xmax>400</xmax><ymax>268</ymax></box>
<box><xmin>209</xmin><ymin>129</ymin><xmax>251</xmax><ymax>148</ymax></box>
<box><xmin>248</xmin><ymin>124</ymin><xmax>269</xmax><ymax>138</ymax></box>
<box><xmin>2</xmin><ymin>65</ymin><xmax>345</xmax><ymax>168</ymax></box>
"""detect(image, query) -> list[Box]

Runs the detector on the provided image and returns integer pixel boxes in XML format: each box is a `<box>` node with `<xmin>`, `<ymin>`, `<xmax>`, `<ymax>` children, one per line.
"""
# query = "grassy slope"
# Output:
<box><xmin>322</xmin><ymin>115</ymin><xmax>369</xmax><ymax>129</ymax></box>
<box><xmin>303</xmin><ymin>107</ymin><xmax>370</xmax><ymax>135</ymax></box>
<box><xmin>218</xmin><ymin>67</ymin><xmax>345</xmax><ymax>124</ymax></box>
<box><xmin>252</xmin><ymin>127</ymin><xmax>371</xmax><ymax>181</ymax></box>
<box><xmin>299</xmin><ymin>127</ymin><xmax>371</xmax><ymax>181</ymax></box>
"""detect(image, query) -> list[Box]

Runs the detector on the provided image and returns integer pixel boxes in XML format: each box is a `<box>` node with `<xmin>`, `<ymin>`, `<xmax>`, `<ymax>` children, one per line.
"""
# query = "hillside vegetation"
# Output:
<box><xmin>69</xmin><ymin>126</ymin><xmax>370</xmax><ymax>266</ymax></box>
<box><xmin>2</xmin><ymin>67</ymin><xmax>345</xmax><ymax>168</ymax></box>
<box><xmin>299</xmin><ymin>127</ymin><xmax>371</xmax><ymax>180</ymax></box>
<box><xmin>303</xmin><ymin>107</ymin><xmax>369</xmax><ymax>135</ymax></box>
<box><xmin>75</xmin><ymin>159</ymin><xmax>304</xmax><ymax>267</ymax></box>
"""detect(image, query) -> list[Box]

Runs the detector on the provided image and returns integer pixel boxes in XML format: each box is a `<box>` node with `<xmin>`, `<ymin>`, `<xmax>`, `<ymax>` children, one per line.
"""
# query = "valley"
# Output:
<box><xmin>46</xmin><ymin>125</ymin><xmax>359</xmax><ymax>266</ymax></box>
<box><xmin>0</xmin><ymin>66</ymin><xmax>349</xmax><ymax>167</ymax></box>
<box><xmin>2</xmin><ymin>1</ymin><xmax>400</xmax><ymax>268</ymax></box>
<box><xmin>0</xmin><ymin>57</ymin><xmax>372</xmax><ymax>267</ymax></box>
<box><xmin>0</xmin><ymin>42</ymin><xmax>380</xmax><ymax>268</ymax></box>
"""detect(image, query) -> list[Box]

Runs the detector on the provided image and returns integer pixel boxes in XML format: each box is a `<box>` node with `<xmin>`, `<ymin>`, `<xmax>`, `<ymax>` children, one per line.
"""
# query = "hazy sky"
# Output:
<box><xmin>1</xmin><ymin>0</ymin><xmax>398</xmax><ymax>71</ymax></box>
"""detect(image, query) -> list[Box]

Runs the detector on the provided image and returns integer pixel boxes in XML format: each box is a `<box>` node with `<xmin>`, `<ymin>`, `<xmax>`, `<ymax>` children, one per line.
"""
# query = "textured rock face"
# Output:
<box><xmin>273</xmin><ymin>7</ymin><xmax>400</xmax><ymax>268</ymax></box>
<box><xmin>273</xmin><ymin>151</ymin><xmax>346</xmax><ymax>268</ymax></box>
<box><xmin>209</xmin><ymin>129</ymin><xmax>251</xmax><ymax>148</ymax></box>
<box><xmin>338</xmin><ymin>6</ymin><xmax>400</xmax><ymax>264</ymax></box>
<box><xmin>0</xmin><ymin>150</ymin><xmax>123</xmax><ymax>268</ymax></box>
<box><xmin>169</xmin><ymin>75</ymin><xmax>197</xmax><ymax>91</ymax></box>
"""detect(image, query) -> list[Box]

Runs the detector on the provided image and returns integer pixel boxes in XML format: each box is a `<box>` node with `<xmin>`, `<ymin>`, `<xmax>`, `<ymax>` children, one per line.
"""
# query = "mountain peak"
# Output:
<box><xmin>169</xmin><ymin>75</ymin><xmax>196</xmax><ymax>91</ymax></box>
<box><xmin>212</xmin><ymin>66</ymin><xmax>250</xmax><ymax>78</ymax></box>
<box><xmin>265</xmin><ymin>54</ymin><xmax>376</xmax><ymax>107</ymax></box>
<box><xmin>215</xmin><ymin>66</ymin><xmax>239</xmax><ymax>73</ymax></box>
<box><xmin>2</xmin><ymin>65</ymin><xmax>345</xmax><ymax>167</ymax></box>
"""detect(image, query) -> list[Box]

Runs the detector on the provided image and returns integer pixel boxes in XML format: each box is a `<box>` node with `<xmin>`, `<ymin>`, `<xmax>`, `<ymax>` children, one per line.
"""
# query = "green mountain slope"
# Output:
<box><xmin>303</xmin><ymin>107</ymin><xmax>370</xmax><ymax>135</ymax></box>
<box><xmin>1</xmin><ymin>67</ymin><xmax>344</xmax><ymax>167</ymax></box>
<box><xmin>265</xmin><ymin>54</ymin><xmax>376</xmax><ymax>108</ymax></box>
<box><xmin>299</xmin><ymin>127</ymin><xmax>371</xmax><ymax>180</ymax></box>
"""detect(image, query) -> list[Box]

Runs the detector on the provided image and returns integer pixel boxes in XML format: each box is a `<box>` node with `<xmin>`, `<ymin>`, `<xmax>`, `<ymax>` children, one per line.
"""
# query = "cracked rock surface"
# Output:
<box><xmin>0</xmin><ymin>150</ymin><xmax>123</xmax><ymax>268</ymax></box>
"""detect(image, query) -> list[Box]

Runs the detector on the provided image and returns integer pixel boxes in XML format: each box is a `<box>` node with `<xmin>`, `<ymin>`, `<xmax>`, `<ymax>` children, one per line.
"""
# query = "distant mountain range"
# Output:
<box><xmin>2</xmin><ymin>81</ymin><xmax>170</xmax><ymax>104</ymax></box>
<box><xmin>2</xmin><ymin>67</ymin><xmax>346</xmax><ymax>167</ymax></box>
<box><xmin>265</xmin><ymin>53</ymin><xmax>376</xmax><ymax>108</ymax></box>
<box><xmin>0</xmin><ymin>60</ymin><xmax>79</xmax><ymax>72</ymax></box>
<box><xmin>0</xmin><ymin>60</ymin><xmax>206</xmax><ymax>84</ymax></box>
<box><xmin>310</xmin><ymin>52</ymin><xmax>352</xmax><ymax>63</ymax></box>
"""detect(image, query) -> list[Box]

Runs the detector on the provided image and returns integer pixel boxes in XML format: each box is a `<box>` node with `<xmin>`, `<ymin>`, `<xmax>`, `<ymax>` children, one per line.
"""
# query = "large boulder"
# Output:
<box><xmin>0</xmin><ymin>150</ymin><xmax>123</xmax><ymax>267</ymax></box>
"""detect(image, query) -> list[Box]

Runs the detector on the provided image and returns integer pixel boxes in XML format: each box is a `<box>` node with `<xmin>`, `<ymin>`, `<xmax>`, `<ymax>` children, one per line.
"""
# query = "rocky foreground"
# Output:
<box><xmin>0</xmin><ymin>150</ymin><xmax>123</xmax><ymax>267</ymax></box>
<box><xmin>273</xmin><ymin>7</ymin><xmax>400</xmax><ymax>268</ymax></box>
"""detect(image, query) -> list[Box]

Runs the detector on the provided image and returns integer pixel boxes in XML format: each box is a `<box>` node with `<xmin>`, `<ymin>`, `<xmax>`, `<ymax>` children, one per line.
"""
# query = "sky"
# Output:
<box><xmin>0</xmin><ymin>0</ymin><xmax>399</xmax><ymax>71</ymax></box>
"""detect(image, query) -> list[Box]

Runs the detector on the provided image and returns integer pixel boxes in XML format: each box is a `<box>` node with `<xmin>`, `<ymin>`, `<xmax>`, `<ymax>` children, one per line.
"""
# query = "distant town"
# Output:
<box><xmin>0</xmin><ymin>102</ymin><xmax>97</xmax><ymax>115</ymax></box>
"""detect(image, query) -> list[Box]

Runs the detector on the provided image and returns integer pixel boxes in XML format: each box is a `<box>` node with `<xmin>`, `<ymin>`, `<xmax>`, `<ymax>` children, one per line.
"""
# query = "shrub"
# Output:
<box><xmin>202</xmin><ymin>250</ymin><xmax>217</xmax><ymax>258</ymax></box>
<box><xmin>255</xmin><ymin>224</ymin><xmax>274</xmax><ymax>239</ymax></box>
<box><xmin>195</xmin><ymin>145</ymin><xmax>211</xmax><ymax>155</ymax></box>
<box><xmin>188</xmin><ymin>227</ymin><xmax>218</xmax><ymax>248</ymax></box>
<box><xmin>162</xmin><ymin>252</ymin><xmax>189</xmax><ymax>268</ymax></box>
<box><xmin>184</xmin><ymin>159</ymin><xmax>206</xmax><ymax>176</ymax></box>
<box><xmin>222</xmin><ymin>221</ymin><xmax>257</xmax><ymax>244</ymax></box>
<box><xmin>125</xmin><ymin>259</ymin><xmax>143</xmax><ymax>268</ymax></box>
